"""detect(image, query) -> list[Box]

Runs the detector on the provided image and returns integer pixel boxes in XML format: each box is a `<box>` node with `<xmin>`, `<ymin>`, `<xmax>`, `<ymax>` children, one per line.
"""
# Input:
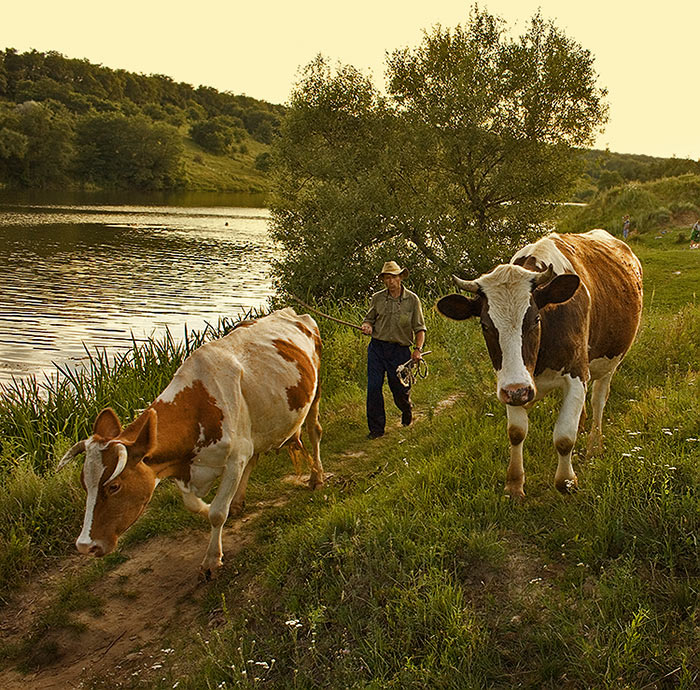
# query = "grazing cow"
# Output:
<box><xmin>57</xmin><ymin>308</ymin><xmax>324</xmax><ymax>579</ymax></box>
<box><xmin>437</xmin><ymin>229</ymin><xmax>642</xmax><ymax>498</ymax></box>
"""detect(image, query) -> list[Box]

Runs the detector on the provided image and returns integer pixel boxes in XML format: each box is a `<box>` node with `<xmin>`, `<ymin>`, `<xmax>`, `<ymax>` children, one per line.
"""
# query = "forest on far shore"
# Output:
<box><xmin>0</xmin><ymin>48</ymin><xmax>282</xmax><ymax>191</ymax></box>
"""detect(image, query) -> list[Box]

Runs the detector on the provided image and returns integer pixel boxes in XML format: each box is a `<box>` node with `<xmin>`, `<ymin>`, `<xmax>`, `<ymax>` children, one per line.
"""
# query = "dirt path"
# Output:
<box><xmin>0</xmin><ymin>395</ymin><xmax>465</xmax><ymax>689</ymax></box>
<box><xmin>0</xmin><ymin>499</ymin><xmax>284</xmax><ymax>689</ymax></box>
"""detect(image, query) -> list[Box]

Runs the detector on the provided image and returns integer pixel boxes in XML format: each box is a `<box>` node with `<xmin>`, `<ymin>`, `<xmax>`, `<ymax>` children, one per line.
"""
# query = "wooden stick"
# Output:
<box><xmin>289</xmin><ymin>295</ymin><xmax>365</xmax><ymax>332</ymax></box>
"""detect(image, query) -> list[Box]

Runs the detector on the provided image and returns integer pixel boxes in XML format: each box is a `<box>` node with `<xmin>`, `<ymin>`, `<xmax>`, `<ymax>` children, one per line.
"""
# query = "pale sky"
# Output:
<box><xmin>4</xmin><ymin>1</ymin><xmax>699</xmax><ymax>159</ymax></box>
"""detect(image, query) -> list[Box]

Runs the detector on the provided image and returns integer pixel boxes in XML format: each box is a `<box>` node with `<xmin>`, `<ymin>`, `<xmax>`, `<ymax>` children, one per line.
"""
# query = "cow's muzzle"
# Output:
<box><xmin>499</xmin><ymin>384</ymin><xmax>535</xmax><ymax>406</ymax></box>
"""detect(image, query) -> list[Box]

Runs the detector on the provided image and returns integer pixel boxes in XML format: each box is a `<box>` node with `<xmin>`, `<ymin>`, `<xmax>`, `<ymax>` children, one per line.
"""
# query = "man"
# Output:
<box><xmin>361</xmin><ymin>261</ymin><xmax>426</xmax><ymax>439</ymax></box>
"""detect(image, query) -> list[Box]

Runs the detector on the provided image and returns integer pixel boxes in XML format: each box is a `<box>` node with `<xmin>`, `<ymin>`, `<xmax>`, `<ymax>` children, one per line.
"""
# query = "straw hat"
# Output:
<box><xmin>378</xmin><ymin>261</ymin><xmax>409</xmax><ymax>279</ymax></box>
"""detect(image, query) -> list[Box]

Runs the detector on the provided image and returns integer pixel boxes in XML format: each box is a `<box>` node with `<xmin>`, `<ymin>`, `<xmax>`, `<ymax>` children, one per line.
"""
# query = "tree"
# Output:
<box><xmin>75</xmin><ymin>112</ymin><xmax>184</xmax><ymax>189</ymax></box>
<box><xmin>270</xmin><ymin>6</ymin><xmax>608</xmax><ymax>298</ymax></box>
<box><xmin>189</xmin><ymin>116</ymin><xmax>240</xmax><ymax>154</ymax></box>
<box><xmin>0</xmin><ymin>101</ymin><xmax>74</xmax><ymax>187</ymax></box>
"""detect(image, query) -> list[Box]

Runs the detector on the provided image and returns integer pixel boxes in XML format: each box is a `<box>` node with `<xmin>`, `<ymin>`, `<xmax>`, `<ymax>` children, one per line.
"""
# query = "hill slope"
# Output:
<box><xmin>0</xmin><ymin>48</ymin><xmax>280</xmax><ymax>192</ymax></box>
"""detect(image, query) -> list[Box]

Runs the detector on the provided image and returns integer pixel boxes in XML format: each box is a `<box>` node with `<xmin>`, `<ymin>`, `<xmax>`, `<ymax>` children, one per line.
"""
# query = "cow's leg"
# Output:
<box><xmin>201</xmin><ymin>450</ymin><xmax>249</xmax><ymax>580</ymax></box>
<box><xmin>229</xmin><ymin>453</ymin><xmax>259</xmax><ymax>515</ymax></box>
<box><xmin>553</xmin><ymin>375</ymin><xmax>586</xmax><ymax>493</ymax></box>
<box><xmin>174</xmin><ymin>479</ymin><xmax>210</xmax><ymax>518</ymax></box>
<box><xmin>304</xmin><ymin>387</ymin><xmax>324</xmax><ymax>489</ymax></box>
<box><xmin>587</xmin><ymin>370</ymin><xmax>614</xmax><ymax>456</ymax></box>
<box><xmin>505</xmin><ymin>405</ymin><xmax>528</xmax><ymax>500</ymax></box>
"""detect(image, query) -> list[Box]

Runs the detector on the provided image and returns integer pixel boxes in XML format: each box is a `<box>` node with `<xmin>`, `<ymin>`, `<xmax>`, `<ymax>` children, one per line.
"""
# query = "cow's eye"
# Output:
<box><xmin>106</xmin><ymin>482</ymin><xmax>121</xmax><ymax>495</ymax></box>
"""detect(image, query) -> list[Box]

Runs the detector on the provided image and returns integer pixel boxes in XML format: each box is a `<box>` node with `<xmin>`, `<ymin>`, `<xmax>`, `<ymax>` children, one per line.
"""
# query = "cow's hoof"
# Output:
<box><xmin>586</xmin><ymin>434</ymin><xmax>604</xmax><ymax>457</ymax></box>
<box><xmin>229</xmin><ymin>500</ymin><xmax>245</xmax><ymax>516</ymax></box>
<box><xmin>504</xmin><ymin>485</ymin><xmax>526</xmax><ymax>503</ymax></box>
<box><xmin>308</xmin><ymin>474</ymin><xmax>324</xmax><ymax>490</ymax></box>
<box><xmin>199</xmin><ymin>560</ymin><xmax>223</xmax><ymax>582</ymax></box>
<box><xmin>555</xmin><ymin>476</ymin><xmax>579</xmax><ymax>494</ymax></box>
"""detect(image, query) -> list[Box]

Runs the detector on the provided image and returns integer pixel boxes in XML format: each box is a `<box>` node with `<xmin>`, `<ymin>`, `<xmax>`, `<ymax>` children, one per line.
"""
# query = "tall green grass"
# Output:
<box><xmin>1</xmin><ymin>249</ymin><xmax>699</xmax><ymax>687</ymax></box>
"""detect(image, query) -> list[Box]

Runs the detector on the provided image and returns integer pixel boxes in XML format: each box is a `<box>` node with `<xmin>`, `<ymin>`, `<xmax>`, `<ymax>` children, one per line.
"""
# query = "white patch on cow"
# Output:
<box><xmin>589</xmin><ymin>354</ymin><xmax>623</xmax><ymax>381</ymax></box>
<box><xmin>511</xmin><ymin>236</ymin><xmax>574</xmax><ymax>275</ymax></box>
<box><xmin>478</xmin><ymin>264</ymin><xmax>537</xmax><ymax>391</ymax></box>
<box><xmin>77</xmin><ymin>437</ymin><xmax>106</xmax><ymax>547</ymax></box>
<box><xmin>533</xmin><ymin>367</ymin><xmax>581</xmax><ymax>399</ymax></box>
<box><xmin>195</xmin><ymin>422</ymin><xmax>207</xmax><ymax>450</ymax></box>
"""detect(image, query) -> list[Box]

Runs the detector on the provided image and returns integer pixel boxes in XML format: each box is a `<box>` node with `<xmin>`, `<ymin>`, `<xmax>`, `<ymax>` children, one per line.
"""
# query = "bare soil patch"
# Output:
<box><xmin>0</xmin><ymin>499</ymin><xmax>285</xmax><ymax>690</ymax></box>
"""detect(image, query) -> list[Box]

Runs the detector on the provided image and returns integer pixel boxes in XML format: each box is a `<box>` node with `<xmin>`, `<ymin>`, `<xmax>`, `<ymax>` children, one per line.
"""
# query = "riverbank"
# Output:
<box><xmin>1</xmin><ymin>242</ymin><xmax>699</xmax><ymax>687</ymax></box>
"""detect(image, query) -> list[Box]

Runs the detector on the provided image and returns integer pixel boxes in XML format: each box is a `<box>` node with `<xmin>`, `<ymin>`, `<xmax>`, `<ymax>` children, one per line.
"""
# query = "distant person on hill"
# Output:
<box><xmin>622</xmin><ymin>214</ymin><xmax>631</xmax><ymax>239</ymax></box>
<box><xmin>690</xmin><ymin>220</ymin><xmax>700</xmax><ymax>249</ymax></box>
<box><xmin>361</xmin><ymin>261</ymin><xmax>426</xmax><ymax>439</ymax></box>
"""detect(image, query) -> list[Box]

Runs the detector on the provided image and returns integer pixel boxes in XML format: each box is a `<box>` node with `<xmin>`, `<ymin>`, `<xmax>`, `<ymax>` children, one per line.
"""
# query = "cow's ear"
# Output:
<box><xmin>93</xmin><ymin>408</ymin><xmax>122</xmax><ymax>439</ymax></box>
<box><xmin>436</xmin><ymin>294</ymin><xmax>482</xmax><ymax>320</ymax></box>
<box><xmin>534</xmin><ymin>274</ymin><xmax>580</xmax><ymax>309</ymax></box>
<box><xmin>130</xmin><ymin>409</ymin><xmax>157</xmax><ymax>462</ymax></box>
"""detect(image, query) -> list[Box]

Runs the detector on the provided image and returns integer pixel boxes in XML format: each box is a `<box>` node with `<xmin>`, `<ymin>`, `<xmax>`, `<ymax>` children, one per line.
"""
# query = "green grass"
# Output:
<box><xmin>181</xmin><ymin>135</ymin><xmax>270</xmax><ymax>193</ymax></box>
<box><xmin>1</xmin><ymin>247</ymin><xmax>699</xmax><ymax>687</ymax></box>
<box><xmin>558</xmin><ymin>174</ymin><xmax>700</xmax><ymax>237</ymax></box>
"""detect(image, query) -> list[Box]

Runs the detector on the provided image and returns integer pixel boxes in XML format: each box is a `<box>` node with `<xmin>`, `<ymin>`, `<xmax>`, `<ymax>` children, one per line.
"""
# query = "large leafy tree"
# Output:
<box><xmin>0</xmin><ymin>101</ymin><xmax>74</xmax><ymax>187</ymax></box>
<box><xmin>270</xmin><ymin>7</ymin><xmax>608</xmax><ymax>298</ymax></box>
<box><xmin>75</xmin><ymin>112</ymin><xmax>184</xmax><ymax>189</ymax></box>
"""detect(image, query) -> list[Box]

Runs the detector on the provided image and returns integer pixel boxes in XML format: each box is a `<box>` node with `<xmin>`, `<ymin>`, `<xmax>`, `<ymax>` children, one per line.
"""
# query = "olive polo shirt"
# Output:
<box><xmin>363</xmin><ymin>286</ymin><xmax>426</xmax><ymax>347</ymax></box>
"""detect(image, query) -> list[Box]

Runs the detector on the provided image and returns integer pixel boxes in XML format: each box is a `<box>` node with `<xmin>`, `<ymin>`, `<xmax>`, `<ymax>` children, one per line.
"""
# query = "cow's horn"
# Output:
<box><xmin>451</xmin><ymin>275</ymin><xmax>479</xmax><ymax>293</ymax></box>
<box><xmin>104</xmin><ymin>443</ymin><xmax>128</xmax><ymax>484</ymax></box>
<box><xmin>56</xmin><ymin>440</ymin><xmax>87</xmax><ymax>471</ymax></box>
<box><xmin>534</xmin><ymin>264</ymin><xmax>555</xmax><ymax>286</ymax></box>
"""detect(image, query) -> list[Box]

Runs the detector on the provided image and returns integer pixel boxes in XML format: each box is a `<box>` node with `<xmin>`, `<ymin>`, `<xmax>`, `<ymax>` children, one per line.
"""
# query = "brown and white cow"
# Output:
<box><xmin>437</xmin><ymin>229</ymin><xmax>642</xmax><ymax>498</ymax></box>
<box><xmin>57</xmin><ymin>308</ymin><xmax>324</xmax><ymax>579</ymax></box>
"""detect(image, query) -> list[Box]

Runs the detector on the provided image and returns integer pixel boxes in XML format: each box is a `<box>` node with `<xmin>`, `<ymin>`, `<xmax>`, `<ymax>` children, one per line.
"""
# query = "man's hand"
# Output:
<box><xmin>361</xmin><ymin>322</ymin><xmax>373</xmax><ymax>336</ymax></box>
<box><xmin>411</xmin><ymin>348</ymin><xmax>423</xmax><ymax>362</ymax></box>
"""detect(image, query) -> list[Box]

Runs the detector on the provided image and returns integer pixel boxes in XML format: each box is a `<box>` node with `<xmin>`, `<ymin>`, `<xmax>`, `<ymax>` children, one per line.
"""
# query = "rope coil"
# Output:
<box><xmin>396</xmin><ymin>351</ymin><xmax>431</xmax><ymax>387</ymax></box>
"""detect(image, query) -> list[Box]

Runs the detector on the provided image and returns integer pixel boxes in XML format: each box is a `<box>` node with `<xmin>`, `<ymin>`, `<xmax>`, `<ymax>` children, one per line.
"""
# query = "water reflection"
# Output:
<box><xmin>0</xmin><ymin>193</ymin><xmax>275</xmax><ymax>384</ymax></box>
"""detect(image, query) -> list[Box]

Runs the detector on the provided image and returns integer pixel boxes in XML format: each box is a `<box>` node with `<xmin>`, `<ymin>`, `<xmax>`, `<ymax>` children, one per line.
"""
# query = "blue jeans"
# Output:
<box><xmin>367</xmin><ymin>339</ymin><xmax>412</xmax><ymax>435</ymax></box>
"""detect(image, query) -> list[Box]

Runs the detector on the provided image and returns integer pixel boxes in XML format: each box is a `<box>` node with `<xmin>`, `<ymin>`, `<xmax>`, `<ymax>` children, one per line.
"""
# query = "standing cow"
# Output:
<box><xmin>437</xmin><ymin>230</ymin><xmax>642</xmax><ymax>498</ymax></box>
<box><xmin>57</xmin><ymin>308</ymin><xmax>324</xmax><ymax>579</ymax></box>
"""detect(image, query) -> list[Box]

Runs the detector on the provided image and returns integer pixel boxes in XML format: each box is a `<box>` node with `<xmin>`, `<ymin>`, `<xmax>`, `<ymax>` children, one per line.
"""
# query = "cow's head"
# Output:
<box><xmin>437</xmin><ymin>264</ymin><xmax>579</xmax><ymax>406</ymax></box>
<box><xmin>57</xmin><ymin>407</ymin><xmax>158</xmax><ymax>557</ymax></box>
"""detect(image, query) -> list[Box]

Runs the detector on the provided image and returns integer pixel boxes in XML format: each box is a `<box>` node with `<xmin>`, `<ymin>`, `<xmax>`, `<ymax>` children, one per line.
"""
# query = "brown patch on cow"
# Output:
<box><xmin>272</xmin><ymin>338</ymin><xmax>317</xmax><ymax>411</ymax></box>
<box><xmin>555</xmin><ymin>437</ymin><xmax>574</xmax><ymax>457</ymax></box>
<box><xmin>520</xmin><ymin>303</ymin><xmax>541</xmax><ymax>372</ymax></box>
<box><xmin>126</xmin><ymin>380</ymin><xmax>224</xmax><ymax>479</ymax></box>
<box><xmin>508</xmin><ymin>426</ymin><xmax>526</xmax><ymax>446</ymax></box>
<box><xmin>294</xmin><ymin>321</ymin><xmax>313</xmax><ymax>338</ymax></box>
<box><xmin>480</xmin><ymin>306</ymin><xmax>503</xmax><ymax>371</ymax></box>
<box><xmin>535</xmin><ymin>290</ymin><xmax>590</xmax><ymax>381</ymax></box>
<box><xmin>550</xmin><ymin>234</ymin><xmax>642</xmax><ymax>361</ymax></box>
<box><xmin>293</xmin><ymin>320</ymin><xmax>323</xmax><ymax>365</ymax></box>
<box><xmin>234</xmin><ymin>319</ymin><xmax>257</xmax><ymax>329</ymax></box>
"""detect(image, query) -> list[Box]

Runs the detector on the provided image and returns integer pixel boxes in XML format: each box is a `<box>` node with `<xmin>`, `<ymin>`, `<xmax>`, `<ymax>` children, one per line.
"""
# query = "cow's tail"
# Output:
<box><xmin>283</xmin><ymin>433</ymin><xmax>313</xmax><ymax>475</ymax></box>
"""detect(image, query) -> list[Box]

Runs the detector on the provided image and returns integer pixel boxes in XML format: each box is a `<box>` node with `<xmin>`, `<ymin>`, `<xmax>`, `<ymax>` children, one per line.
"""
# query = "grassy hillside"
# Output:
<box><xmin>559</xmin><ymin>174</ymin><xmax>700</xmax><ymax>238</ymax></box>
<box><xmin>181</xmin><ymin>135</ymin><xmax>270</xmax><ymax>193</ymax></box>
<box><xmin>1</xmin><ymin>242</ymin><xmax>699</xmax><ymax>687</ymax></box>
<box><xmin>0</xmin><ymin>49</ymin><xmax>278</xmax><ymax>192</ymax></box>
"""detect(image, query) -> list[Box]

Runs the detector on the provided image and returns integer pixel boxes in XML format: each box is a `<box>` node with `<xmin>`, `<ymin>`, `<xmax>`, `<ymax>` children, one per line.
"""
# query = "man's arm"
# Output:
<box><xmin>412</xmin><ymin>329</ymin><xmax>426</xmax><ymax>361</ymax></box>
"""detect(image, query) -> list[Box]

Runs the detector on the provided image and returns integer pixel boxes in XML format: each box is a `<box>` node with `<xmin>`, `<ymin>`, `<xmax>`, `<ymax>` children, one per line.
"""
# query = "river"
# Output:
<box><xmin>0</xmin><ymin>190</ymin><xmax>275</xmax><ymax>386</ymax></box>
